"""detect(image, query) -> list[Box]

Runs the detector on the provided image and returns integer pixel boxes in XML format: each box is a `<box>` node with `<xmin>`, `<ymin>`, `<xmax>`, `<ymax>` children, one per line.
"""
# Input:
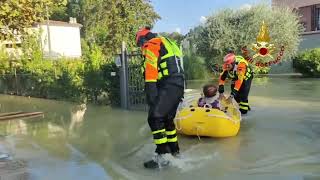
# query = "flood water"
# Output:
<box><xmin>0</xmin><ymin>77</ymin><xmax>319</xmax><ymax>180</ymax></box>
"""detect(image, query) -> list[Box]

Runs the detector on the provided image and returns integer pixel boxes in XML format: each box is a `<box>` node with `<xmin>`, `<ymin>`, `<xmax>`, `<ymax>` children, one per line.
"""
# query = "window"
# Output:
<box><xmin>316</xmin><ymin>6</ymin><xmax>320</xmax><ymax>30</ymax></box>
<box><xmin>301</xmin><ymin>21</ymin><xmax>307</xmax><ymax>31</ymax></box>
<box><xmin>5</xmin><ymin>43</ymin><xmax>21</xmax><ymax>48</ymax></box>
<box><xmin>5</xmin><ymin>44</ymin><xmax>13</xmax><ymax>48</ymax></box>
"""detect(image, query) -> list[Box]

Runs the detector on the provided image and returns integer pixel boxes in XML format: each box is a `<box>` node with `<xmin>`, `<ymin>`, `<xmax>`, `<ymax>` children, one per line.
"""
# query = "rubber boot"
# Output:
<box><xmin>144</xmin><ymin>144</ymin><xmax>170</xmax><ymax>169</ymax></box>
<box><xmin>143</xmin><ymin>153</ymin><xmax>170</xmax><ymax>169</ymax></box>
<box><xmin>240</xmin><ymin>109</ymin><xmax>248</xmax><ymax>115</ymax></box>
<box><xmin>168</xmin><ymin>142</ymin><xmax>180</xmax><ymax>157</ymax></box>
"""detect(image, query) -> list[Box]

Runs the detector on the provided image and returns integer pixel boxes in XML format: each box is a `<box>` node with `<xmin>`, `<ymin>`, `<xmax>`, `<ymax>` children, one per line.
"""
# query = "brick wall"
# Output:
<box><xmin>272</xmin><ymin>0</ymin><xmax>320</xmax><ymax>9</ymax></box>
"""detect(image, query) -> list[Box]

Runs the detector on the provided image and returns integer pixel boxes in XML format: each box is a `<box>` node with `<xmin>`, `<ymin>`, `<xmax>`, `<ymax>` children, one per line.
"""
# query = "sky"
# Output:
<box><xmin>150</xmin><ymin>0</ymin><xmax>271</xmax><ymax>35</ymax></box>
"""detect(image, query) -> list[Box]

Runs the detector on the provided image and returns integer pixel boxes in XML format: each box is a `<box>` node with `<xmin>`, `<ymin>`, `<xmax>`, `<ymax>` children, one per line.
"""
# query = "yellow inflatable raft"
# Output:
<box><xmin>175</xmin><ymin>97</ymin><xmax>241</xmax><ymax>138</ymax></box>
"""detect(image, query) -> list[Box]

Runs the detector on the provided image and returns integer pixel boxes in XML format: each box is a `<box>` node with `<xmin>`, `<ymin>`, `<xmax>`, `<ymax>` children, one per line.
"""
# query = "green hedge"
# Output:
<box><xmin>0</xmin><ymin>59</ymin><xmax>120</xmax><ymax>105</ymax></box>
<box><xmin>293</xmin><ymin>48</ymin><xmax>320</xmax><ymax>77</ymax></box>
<box><xmin>0</xmin><ymin>35</ymin><xmax>122</xmax><ymax>105</ymax></box>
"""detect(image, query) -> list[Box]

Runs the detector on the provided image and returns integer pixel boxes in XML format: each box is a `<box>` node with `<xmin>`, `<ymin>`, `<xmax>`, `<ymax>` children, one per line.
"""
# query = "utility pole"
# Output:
<box><xmin>46</xmin><ymin>5</ymin><xmax>52</xmax><ymax>59</ymax></box>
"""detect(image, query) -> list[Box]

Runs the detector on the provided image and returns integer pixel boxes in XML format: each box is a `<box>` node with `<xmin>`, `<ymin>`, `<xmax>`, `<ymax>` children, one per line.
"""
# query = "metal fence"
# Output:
<box><xmin>0</xmin><ymin>73</ymin><xmax>37</xmax><ymax>97</ymax></box>
<box><xmin>118</xmin><ymin>42</ymin><xmax>147</xmax><ymax>111</ymax></box>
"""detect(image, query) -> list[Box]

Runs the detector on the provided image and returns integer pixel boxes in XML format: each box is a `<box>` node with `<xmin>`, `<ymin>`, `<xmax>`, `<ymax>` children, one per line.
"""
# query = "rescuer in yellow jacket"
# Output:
<box><xmin>218</xmin><ymin>52</ymin><xmax>253</xmax><ymax>114</ymax></box>
<box><xmin>136</xmin><ymin>27</ymin><xmax>184</xmax><ymax>169</ymax></box>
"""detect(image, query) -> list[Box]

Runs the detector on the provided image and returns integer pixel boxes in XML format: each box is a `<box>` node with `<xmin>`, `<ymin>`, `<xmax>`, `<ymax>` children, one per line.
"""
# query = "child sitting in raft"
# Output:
<box><xmin>198</xmin><ymin>84</ymin><xmax>220</xmax><ymax>109</ymax></box>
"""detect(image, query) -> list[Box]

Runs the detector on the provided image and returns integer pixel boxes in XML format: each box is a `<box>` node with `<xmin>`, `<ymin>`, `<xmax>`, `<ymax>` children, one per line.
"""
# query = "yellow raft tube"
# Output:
<box><xmin>175</xmin><ymin>97</ymin><xmax>241</xmax><ymax>138</ymax></box>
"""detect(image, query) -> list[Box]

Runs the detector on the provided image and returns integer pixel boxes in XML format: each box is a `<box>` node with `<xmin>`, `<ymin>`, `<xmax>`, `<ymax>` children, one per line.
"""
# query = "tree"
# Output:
<box><xmin>183</xmin><ymin>50</ymin><xmax>210</xmax><ymax>80</ymax></box>
<box><xmin>0</xmin><ymin>0</ymin><xmax>67</xmax><ymax>40</ymax></box>
<box><xmin>184</xmin><ymin>26</ymin><xmax>205</xmax><ymax>53</ymax></box>
<box><xmin>159</xmin><ymin>32</ymin><xmax>185</xmax><ymax>46</ymax></box>
<box><xmin>49</xmin><ymin>0</ymin><xmax>160</xmax><ymax>57</ymax></box>
<box><xmin>81</xmin><ymin>0</ymin><xmax>160</xmax><ymax>57</ymax></box>
<box><xmin>187</xmin><ymin>4</ymin><xmax>304</xmax><ymax>68</ymax></box>
<box><xmin>50</xmin><ymin>5</ymin><xmax>68</xmax><ymax>22</ymax></box>
<box><xmin>50</xmin><ymin>0</ymin><xmax>82</xmax><ymax>22</ymax></box>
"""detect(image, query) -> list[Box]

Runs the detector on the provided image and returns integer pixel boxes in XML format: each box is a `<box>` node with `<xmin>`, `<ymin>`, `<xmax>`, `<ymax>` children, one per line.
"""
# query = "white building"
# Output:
<box><xmin>36</xmin><ymin>18</ymin><xmax>83</xmax><ymax>58</ymax></box>
<box><xmin>1</xmin><ymin>18</ymin><xmax>82</xmax><ymax>59</ymax></box>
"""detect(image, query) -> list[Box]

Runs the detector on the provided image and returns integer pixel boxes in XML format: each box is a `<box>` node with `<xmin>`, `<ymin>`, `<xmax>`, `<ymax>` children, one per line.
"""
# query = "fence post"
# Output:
<box><xmin>120</xmin><ymin>41</ymin><xmax>129</xmax><ymax>109</ymax></box>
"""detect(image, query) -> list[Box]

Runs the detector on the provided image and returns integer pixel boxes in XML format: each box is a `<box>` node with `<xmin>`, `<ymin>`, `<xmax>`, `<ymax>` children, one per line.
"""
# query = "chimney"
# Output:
<box><xmin>69</xmin><ymin>17</ymin><xmax>77</xmax><ymax>24</ymax></box>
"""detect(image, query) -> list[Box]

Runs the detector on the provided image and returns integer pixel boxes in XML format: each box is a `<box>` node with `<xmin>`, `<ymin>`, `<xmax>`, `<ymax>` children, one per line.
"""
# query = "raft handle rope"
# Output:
<box><xmin>175</xmin><ymin>113</ymin><xmax>192</xmax><ymax>130</ymax></box>
<box><xmin>196</xmin><ymin>126</ymin><xmax>202</xmax><ymax>141</ymax></box>
<box><xmin>206</xmin><ymin>114</ymin><xmax>240</xmax><ymax>124</ymax></box>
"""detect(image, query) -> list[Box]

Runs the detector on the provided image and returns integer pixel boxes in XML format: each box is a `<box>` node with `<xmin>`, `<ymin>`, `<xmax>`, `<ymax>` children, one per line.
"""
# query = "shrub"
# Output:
<box><xmin>293</xmin><ymin>48</ymin><xmax>320</xmax><ymax>77</ymax></box>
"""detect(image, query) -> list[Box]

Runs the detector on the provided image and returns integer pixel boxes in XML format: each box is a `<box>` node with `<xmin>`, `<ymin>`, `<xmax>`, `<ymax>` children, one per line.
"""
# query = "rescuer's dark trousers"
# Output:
<box><xmin>231</xmin><ymin>75</ymin><xmax>253</xmax><ymax>114</ymax></box>
<box><xmin>147</xmin><ymin>83</ymin><xmax>184</xmax><ymax>155</ymax></box>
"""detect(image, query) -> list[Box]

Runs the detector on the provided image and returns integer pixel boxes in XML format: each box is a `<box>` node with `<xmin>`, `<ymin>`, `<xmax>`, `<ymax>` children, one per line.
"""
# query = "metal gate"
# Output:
<box><xmin>118</xmin><ymin>42</ymin><xmax>147</xmax><ymax>111</ymax></box>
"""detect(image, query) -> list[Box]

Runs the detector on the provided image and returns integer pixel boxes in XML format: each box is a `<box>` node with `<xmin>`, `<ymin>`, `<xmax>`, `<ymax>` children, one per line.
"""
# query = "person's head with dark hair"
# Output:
<box><xmin>136</xmin><ymin>27</ymin><xmax>158</xmax><ymax>47</ymax></box>
<box><xmin>203</xmin><ymin>84</ymin><xmax>218</xmax><ymax>98</ymax></box>
<box><xmin>227</xmin><ymin>48</ymin><xmax>235</xmax><ymax>54</ymax></box>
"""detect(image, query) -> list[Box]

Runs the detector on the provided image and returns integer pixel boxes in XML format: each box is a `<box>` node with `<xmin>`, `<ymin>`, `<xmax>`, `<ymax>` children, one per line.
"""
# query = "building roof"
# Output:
<box><xmin>272</xmin><ymin>0</ymin><xmax>320</xmax><ymax>9</ymax></box>
<box><xmin>35</xmin><ymin>20</ymin><xmax>83</xmax><ymax>28</ymax></box>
